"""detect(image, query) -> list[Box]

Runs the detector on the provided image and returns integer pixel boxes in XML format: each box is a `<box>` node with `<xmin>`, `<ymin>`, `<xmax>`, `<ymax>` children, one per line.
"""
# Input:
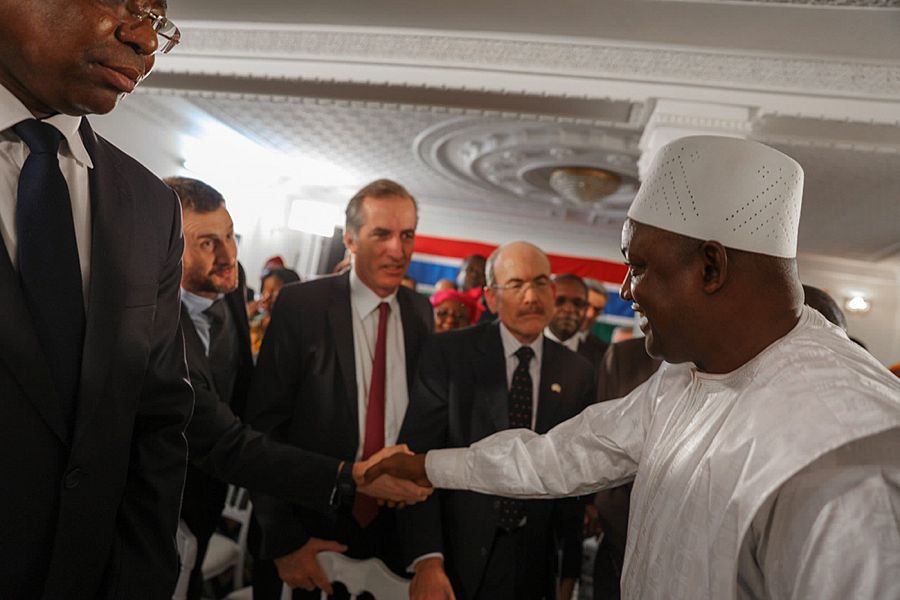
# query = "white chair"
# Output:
<box><xmin>173</xmin><ymin>520</ymin><xmax>198</xmax><ymax>600</ymax></box>
<box><xmin>280</xmin><ymin>552</ymin><xmax>410</xmax><ymax>600</ymax></box>
<box><xmin>202</xmin><ymin>485</ymin><xmax>253</xmax><ymax>590</ymax></box>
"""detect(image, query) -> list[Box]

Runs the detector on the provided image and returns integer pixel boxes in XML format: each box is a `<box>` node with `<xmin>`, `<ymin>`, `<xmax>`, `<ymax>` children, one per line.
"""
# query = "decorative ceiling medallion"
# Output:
<box><xmin>414</xmin><ymin>118</ymin><xmax>640</xmax><ymax>219</ymax></box>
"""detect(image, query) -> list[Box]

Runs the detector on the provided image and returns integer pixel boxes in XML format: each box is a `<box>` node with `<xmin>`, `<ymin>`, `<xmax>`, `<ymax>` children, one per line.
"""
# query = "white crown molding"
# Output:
<box><xmin>658</xmin><ymin>0</ymin><xmax>899</xmax><ymax>6</ymax></box>
<box><xmin>160</xmin><ymin>23</ymin><xmax>900</xmax><ymax>104</ymax></box>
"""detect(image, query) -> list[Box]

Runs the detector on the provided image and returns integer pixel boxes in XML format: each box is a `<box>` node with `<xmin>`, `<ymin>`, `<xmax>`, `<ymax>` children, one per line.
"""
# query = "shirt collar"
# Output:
<box><xmin>181</xmin><ymin>288</ymin><xmax>221</xmax><ymax>318</ymax></box>
<box><xmin>544</xmin><ymin>327</ymin><xmax>579</xmax><ymax>352</ymax></box>
<box><xmin>0</xmin><ymin>83</ymin><xmax>93</xmax><ymax>169</ymax></box>
<box><xmin>499</xmin><ymin>321</ymin><xmax>543</xmax><ymax>364</ymax></box>
<box><xmin>350</xmin><ymin>267</ymin><xmax>398</xmax><ymax>318</ymax></box>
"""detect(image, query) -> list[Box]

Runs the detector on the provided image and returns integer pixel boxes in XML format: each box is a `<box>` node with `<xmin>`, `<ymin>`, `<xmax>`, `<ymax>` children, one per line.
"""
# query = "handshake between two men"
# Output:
<box><xmin>275</xmin><ymin>446</ymin><xmax>431</xmax><ymax>595</ymax></box>
<box><xmin>353</xmin><ymin>445</ymin><xmax>431</xmax><ymax>507</ymax></box>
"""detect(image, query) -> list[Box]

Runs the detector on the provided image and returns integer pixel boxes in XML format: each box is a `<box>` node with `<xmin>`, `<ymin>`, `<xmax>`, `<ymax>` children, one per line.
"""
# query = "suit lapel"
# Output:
<box><xmin>474</xmin><ymin>323</ymin><xmax>510</xmax><ymax>432</ymax></box>
<box><xmin>0</xmin><ymin>249</ymin><xmax>70</xmax><ymax>444</ymax></box>
<box><xmin>73</xmin><ymin>119</ymin><xmax>133</xmax><ymax>443</ymax></box>
<box><xmin>327</xmin><ymin>272</ymin><xmax>358</xmax><ymax>425</ymax></box>
<box><xmin>535</xmin><ymin>339</ymin><xmax>564</xmax><ymax>433</ymax></box>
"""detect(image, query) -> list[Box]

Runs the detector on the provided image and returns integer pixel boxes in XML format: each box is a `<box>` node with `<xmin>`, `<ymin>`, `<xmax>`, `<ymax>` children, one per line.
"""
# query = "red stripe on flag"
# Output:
<box><xmin>414</xmin><ymin>234</ymin><xmax>627</xmax><ymax>285</ymax></box>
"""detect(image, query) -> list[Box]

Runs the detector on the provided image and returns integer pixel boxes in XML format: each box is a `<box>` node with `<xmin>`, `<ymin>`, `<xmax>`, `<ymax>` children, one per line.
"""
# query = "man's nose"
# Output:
<box><xmin>620</xmin><ymin>278</ymin><xmax>632</xmax><ymax>301</ymax></box>
<box><xmin>217</xmin><ymin>240</ymin><xmax>237</xmax><ymax>264</ymax></box>
<box><xmin>116</xmin><ymin>15</ymin><xmax>160</xmax><ymax>58</ymax></box>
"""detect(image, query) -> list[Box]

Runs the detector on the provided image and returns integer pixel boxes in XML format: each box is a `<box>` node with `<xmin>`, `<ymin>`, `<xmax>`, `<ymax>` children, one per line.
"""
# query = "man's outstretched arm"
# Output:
<box><xmin>366</xmin><ymin>391</ymin><xmax>648</xmax><ymax>498</ymax></box>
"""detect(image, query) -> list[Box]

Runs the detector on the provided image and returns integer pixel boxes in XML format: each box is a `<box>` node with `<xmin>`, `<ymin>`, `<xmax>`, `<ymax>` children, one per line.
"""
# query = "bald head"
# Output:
<box><xmin>484</xmin><ymin>242</ymin><xmax>555</xmax><ymax>344</ymax></box>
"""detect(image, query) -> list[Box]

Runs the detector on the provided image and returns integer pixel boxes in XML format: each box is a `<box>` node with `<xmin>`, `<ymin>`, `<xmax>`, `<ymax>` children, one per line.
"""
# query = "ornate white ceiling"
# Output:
<box><xmin>99</xmin><ymin>0</ymin><xmax>900</xmax><ymax>265</ymax></box>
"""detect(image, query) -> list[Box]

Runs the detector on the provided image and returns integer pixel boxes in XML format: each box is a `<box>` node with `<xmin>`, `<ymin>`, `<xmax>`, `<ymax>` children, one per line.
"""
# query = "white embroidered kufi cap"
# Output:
<box><xmin>627</xmin><ymin>135</ymin><xmax>804</xmax><ymax>258</ymax></box>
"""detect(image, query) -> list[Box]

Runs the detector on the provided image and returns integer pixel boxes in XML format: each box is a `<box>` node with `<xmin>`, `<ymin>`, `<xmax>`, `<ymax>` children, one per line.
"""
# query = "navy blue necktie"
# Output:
<box><xmin>14</xmin><ymin>119</ymin><xmax>85</xmax><ymax>428</ymax></box>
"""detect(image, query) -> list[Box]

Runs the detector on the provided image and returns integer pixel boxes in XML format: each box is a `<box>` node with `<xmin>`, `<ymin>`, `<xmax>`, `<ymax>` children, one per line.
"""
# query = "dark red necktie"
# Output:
<box><xmin>353</xmin><ymin>301</ymin><xmax>390</xmax><ymax>526</ymax></box>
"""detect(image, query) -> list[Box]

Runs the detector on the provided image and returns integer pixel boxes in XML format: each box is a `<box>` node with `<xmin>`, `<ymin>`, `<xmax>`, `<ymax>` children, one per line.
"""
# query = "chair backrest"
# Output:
<box><xmin>173</xmin><ymin>520</ymin><xmax>197</xmax><ymax>600</ymax></box>
<box><xmin>221</xmin><ymin>485</ymin><xmax>253</xmax><ymax>553</ymax></box>
<box><xmin>281</xmin><ymin>552</ymin><xmax>410</xmax><ymax>600</ymax></box>
<box><xmin>319</xmin><ymin>552</ymin><xmax>409</xmax><ymax>599</ymax></box>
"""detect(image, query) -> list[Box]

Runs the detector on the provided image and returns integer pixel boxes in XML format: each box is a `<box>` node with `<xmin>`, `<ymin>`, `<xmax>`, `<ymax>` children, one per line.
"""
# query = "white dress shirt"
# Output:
<box><xmin>544</xmin><ymin>327</ymin><xmax>579</xmax><ymax>352</ymax></box>
<box><xmin>0</xmin><ymin>84</ymin><xmax>93</xmax><ymax>304</ymax></box>
<box><xmin>498</xmin><ymin>323</ymin><xmax>543</xmax><ymax>430</ymax></box>
<box><xmin>180</xmin><ymin>288</ymin><xmax>222</xmax><ymax>356</ymax></box>
<box><xmin>349</xmin><ymin>268</ymin><xmax>410</xmax><ymax>460</ymax></box>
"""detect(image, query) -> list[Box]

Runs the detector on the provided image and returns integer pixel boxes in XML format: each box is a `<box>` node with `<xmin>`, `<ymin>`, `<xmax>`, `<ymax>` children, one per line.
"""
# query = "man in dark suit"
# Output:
<box><xmin>168</xmin><ymin>176</ymin><xmax>431</xmax><ymax>598</ymax></box>
<box><xmin>246</xmin><ymin>179</ymin><xmax>434</xmax><ymax>598</ymax></box>
<box><xmin>400</xmin><ymin>241</ymin><xmax>594</xmax><ymax>600</ymax></box>
<box><xmin>546</xmin><ymin>273</ymin><xmax>608</xmax><ymax>370</ymax></box>
<box><xmin>0</xmin><ymin>3</ymin><xmax>193</xmax><ymax>598</ymax></box>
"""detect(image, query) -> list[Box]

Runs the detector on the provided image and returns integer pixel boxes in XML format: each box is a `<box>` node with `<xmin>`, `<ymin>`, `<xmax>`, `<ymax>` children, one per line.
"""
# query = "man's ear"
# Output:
<box><xmin>484</xmin><ymin>286</ymin><xmax>498</xmax><ymax>313</ymax></box>
<box><xmin>699</xmin><ymin>241</ymin><xmax>728</xmax><ymax>294</ymax></box>
<box><xmin>343</xmin><ymin>230</ymin><xmax>356</xmax><ymax>254</ymax></box>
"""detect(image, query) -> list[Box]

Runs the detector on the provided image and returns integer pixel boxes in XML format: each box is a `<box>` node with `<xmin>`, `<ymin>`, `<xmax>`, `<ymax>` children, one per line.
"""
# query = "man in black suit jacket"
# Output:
<box><xmin>246</xmin><ymin>179</ymin><xmax>434</xmax><ymax>598</ymax></box>
<box><xmin>399</xmin><ymin>242</ymin><xmax>594</xmax><ymax>600</ymax></box>
<box><xmin>545</xmin><ymin>273</ymin><xmax>608</xmax><ymax>370</ymax></box>
<box><xmin>0</xmin><ymin>3</ymin><xmax>193</xmax><ymax>598</ymax></box>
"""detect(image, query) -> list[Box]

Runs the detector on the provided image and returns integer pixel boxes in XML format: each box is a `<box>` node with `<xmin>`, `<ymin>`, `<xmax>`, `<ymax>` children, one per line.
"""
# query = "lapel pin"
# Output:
<box><xmin>551</xmin><ymin>383</ymin><xmax>562</xmax><ymax>393</ymax></box>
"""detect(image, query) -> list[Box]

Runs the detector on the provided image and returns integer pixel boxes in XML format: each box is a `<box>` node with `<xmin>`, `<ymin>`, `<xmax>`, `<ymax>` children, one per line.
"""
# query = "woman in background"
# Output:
<box><xmin>430</xmin><ymin>289</ymin><xmax>480</xmax><ymax>332</ymax></box>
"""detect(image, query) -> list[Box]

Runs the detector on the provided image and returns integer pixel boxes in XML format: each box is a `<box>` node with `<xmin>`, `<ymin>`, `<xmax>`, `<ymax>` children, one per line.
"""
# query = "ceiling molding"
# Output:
<box><xmin>162</xmin><ymin>23</ymin><xmax>900</xmax><ymax>102</ymax></box>
<box><xmin>658</xmin><ymin>0</ymin><xmax>899</xmax><ymax>6</ymax></box>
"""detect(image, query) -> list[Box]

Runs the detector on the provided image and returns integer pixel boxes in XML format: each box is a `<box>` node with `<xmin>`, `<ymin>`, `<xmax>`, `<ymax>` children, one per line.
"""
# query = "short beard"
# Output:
<box><xmin>183</xmin><ymin>267</ymin><xmax>238</xmax><ymax>296</ymax></box>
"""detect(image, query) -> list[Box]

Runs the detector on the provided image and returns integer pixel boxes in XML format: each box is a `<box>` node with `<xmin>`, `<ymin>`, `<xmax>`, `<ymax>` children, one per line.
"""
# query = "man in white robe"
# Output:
<box><xmin>366</xmin><ymin>136</ymin><xmax>900</xmax><ymax>599</ymax></box>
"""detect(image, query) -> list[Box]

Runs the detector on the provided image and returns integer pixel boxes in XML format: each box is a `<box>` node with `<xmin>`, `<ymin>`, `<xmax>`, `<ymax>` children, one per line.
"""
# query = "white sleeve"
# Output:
<box><xmin>749</xmin><ymin>429</ymin><xmax>900</xmax><ymax>600</ymax></box>
<box><xmin>425</xmin><ymin>380</ymin><xmax>655</xmax><ymax>499</ymax></box>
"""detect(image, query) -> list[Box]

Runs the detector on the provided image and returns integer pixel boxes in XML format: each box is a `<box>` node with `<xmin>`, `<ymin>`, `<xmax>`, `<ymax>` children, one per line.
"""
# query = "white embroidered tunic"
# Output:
<box><xmin>427</xmin><ymin>307</ymin><xmax>900</xmax><ymax>599</ymax></box>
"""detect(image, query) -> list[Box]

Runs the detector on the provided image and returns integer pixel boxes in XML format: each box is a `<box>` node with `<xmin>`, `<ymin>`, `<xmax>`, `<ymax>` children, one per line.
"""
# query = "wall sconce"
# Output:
<box><xmin>844</xmin><ymin>294</ymin><xmax>871</xmax><ymax>314</ymax></box>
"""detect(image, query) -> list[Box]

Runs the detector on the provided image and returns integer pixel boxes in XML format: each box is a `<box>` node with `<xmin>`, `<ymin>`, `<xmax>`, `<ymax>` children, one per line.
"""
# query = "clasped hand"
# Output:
<box><xmin>354</xmin><ymin>444</ymin><xmax>432</xmax><ymax>507</ymax></box>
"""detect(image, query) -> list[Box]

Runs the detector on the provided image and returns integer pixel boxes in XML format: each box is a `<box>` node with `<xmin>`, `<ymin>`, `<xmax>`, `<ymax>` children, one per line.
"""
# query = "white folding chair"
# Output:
<box><xmin>202</xmin><ymin>485</ymin><xmax>253</xmax><ymax>590</ymax></box>
<box><xmin>280</xmin><ymin>551</ymin><xmax>410</xmax><ymax>600</ymax></box>
<box><xmin>173</xmin><ymin>519</ymin><xmax>198</xmax><ymax>600</ymax></box>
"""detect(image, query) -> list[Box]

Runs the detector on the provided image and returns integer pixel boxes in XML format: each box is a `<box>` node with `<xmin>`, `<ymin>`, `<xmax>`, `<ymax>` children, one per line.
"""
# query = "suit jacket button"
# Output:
<box><xmin>64</xmin><ymin>468</ymin><xmax>83</xmax><ymax>489</ymax></box>
<box><xmin>480</xmin><ymin>547</ymin><xmax>488</xmax><ymax>557</ymax></box>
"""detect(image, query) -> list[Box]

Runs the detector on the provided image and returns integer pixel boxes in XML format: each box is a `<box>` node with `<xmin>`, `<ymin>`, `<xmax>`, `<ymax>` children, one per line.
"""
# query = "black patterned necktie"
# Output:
<box><xmin>14</xmin><ymin>119</ymin><xmax>85</xmax><ymax>428</ymax></box>
<box><xmin>497</xmin><ymin>345</ymin><xmax>534</xmax><ymax>531</ymax></box>
<box><xmin>203</xmin><ymin>298</ymin><xmax>238</xmax><ymax>403</ymax></box>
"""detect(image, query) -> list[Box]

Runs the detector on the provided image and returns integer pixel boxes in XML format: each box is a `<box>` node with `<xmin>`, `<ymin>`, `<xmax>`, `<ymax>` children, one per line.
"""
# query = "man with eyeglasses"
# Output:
<box><xmin>546</xmin><ymin>273</ymin><xmax>608</xmax><ymax>370</ymax></box>
<box><xmin>398</xmin><ymin>241</ymin><xmax>595</xmax><ymax>600</ymax></box>
<box><xmin>0</xmin><ymin>2</ymin><xmax>189</xmax><ymax>598</ymax></box>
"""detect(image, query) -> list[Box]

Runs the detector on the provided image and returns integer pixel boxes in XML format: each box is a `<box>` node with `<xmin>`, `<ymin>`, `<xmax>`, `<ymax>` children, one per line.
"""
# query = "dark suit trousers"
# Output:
<box><xmin>474</xmin><ymin>527</ymin><xmax>553</xmax><ymax>600</ymax></box>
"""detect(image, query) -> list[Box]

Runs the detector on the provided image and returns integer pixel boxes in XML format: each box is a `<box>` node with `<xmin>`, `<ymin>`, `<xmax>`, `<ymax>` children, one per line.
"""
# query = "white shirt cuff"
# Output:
<box><xmin>407</xmin><ymin>553</ymin><xmax>445</xmax><ymax>574</ymax></box>
<box><xmin>425</xmin><ymin>448</ymin><xmax>470</xmax><ymax>489</ymax></box>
